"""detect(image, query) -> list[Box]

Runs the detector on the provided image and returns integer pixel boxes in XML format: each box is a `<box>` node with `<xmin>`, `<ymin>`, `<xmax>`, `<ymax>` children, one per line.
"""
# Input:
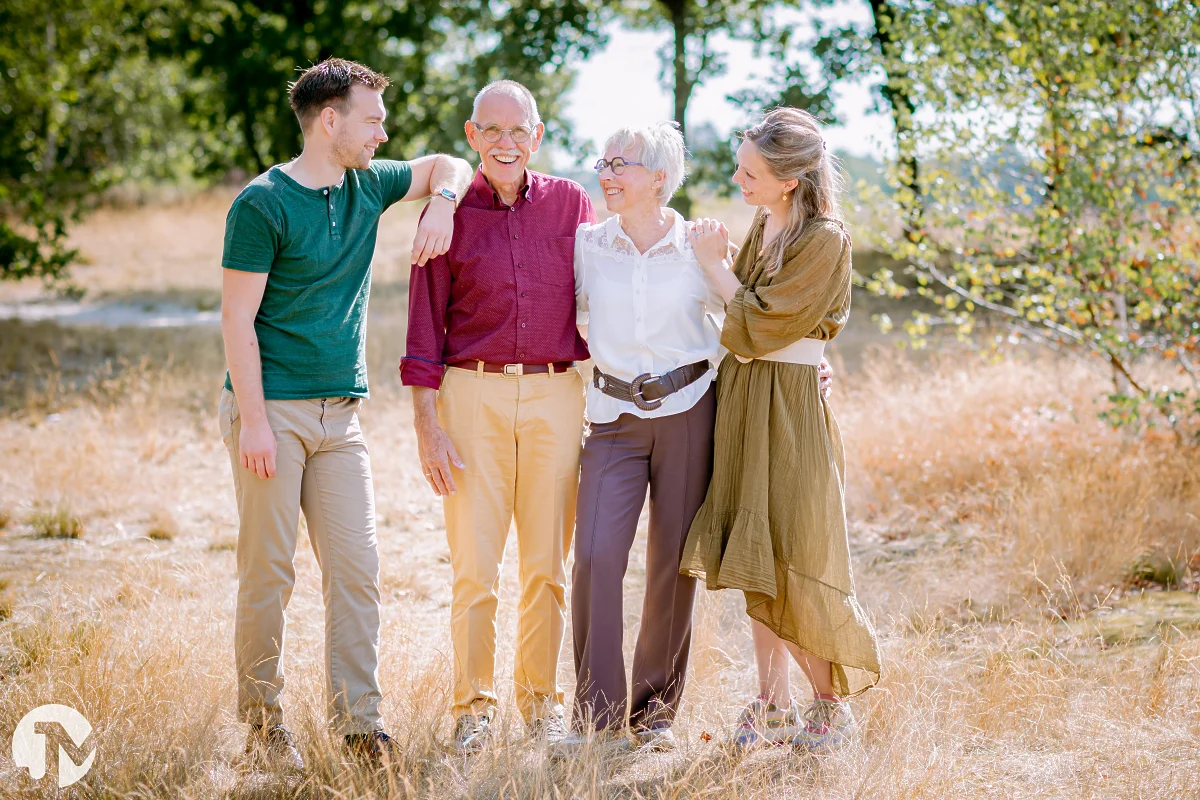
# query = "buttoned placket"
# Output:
<box><xmin>633</xmin><ymin>252</ymin><xmax>649</xmax><ymax>374</ymax></box>
<box><xmin>324</xmin><ymin>187</ymin><xmax>340</xmax><ymax>240</ymax></box>
<box><xmin>509</xmin><ymin>200</ymin><xmax>528</xmax><ymax>361</ymax></box>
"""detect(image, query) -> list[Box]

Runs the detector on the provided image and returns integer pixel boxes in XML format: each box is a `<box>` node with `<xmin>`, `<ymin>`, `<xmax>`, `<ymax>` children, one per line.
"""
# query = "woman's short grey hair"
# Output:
<box><xmin>472</xmin><ymin>80</ymin><xmax>541</xmax><ymax>127</ymax></box>
<box><xmin>603</xmin><ymin>122</ymin><xmax>687</xmax><ymax>204</ymax></box>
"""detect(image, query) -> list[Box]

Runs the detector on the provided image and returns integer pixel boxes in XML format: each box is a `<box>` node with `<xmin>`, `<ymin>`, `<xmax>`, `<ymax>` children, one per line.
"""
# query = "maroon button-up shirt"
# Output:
<box><xmin>401</xmin><ymin>168</ymin><xmax>597</xmax><ymax>389</ymax></box>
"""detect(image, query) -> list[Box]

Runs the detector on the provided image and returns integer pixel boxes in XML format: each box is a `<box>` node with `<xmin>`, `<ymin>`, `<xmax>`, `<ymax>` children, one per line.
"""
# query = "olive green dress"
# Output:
<box><xmin>680</xmin><ymin>212</ymin><xmax>881</xmax><ymax>697</ymax></box>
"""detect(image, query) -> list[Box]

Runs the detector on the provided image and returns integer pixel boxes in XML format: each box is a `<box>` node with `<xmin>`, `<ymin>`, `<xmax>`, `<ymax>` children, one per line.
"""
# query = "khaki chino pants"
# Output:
<box><xmin>219</xmin><ymin>389</ymin><xmax>383</xmax><ymax>735</ymax></box>
<box><xmin>437</xmin><ymin>365</ymin><xmax>585</xmax><ymax>722</ymax></box>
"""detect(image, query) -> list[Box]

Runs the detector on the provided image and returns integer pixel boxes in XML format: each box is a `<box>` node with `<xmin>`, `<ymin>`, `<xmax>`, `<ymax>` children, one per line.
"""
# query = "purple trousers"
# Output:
<box><xmin>571</xmin><ymin>386</ymin><xmax>715</xmax><ymax>731</ymax></box>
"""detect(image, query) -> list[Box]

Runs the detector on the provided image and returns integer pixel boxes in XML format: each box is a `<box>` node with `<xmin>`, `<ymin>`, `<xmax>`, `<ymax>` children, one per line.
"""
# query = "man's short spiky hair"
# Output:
<box><xmin>288</xmin><ymin>58</ymin><xmax>391</xmax><ymax>128</ymax></box>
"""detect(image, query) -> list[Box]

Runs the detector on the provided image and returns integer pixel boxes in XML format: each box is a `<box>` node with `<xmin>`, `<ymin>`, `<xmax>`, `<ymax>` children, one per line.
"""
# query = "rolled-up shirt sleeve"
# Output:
<box><xmin>400</xmin><ymin>248</ymin><xmax>452</xmax><ymax>389</ymax></box>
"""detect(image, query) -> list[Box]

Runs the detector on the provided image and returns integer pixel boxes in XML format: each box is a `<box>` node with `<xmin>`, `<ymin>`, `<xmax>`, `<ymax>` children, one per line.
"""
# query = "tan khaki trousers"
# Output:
<box><xmin>437</xmin><ymin>366</ymin><xmax>585</xmax><ymax>722</ymax></box>
<box><xmin>218</xmin><ymin>389</ymin><xmax>383</xmax><ymax>735</ymax></box>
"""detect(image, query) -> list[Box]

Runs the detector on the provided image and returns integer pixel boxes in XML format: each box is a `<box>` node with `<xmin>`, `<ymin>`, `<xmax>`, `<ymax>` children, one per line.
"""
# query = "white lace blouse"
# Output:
<box><xmin>574</xmin><ymin>209</ymin><xmax>725</xmax><ymax>424</ymax></box>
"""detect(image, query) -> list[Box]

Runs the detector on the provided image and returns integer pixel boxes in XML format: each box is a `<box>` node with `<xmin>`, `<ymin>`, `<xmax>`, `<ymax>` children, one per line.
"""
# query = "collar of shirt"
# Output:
<box><xmin>469</xmin><ymin>166</ymin><xmax>537</xmax><ymax>209</ymax></box>
<box><xmin>607</xmin><ymin>207</ymin><xmax>689</xmax><ymax>256</ymax></box>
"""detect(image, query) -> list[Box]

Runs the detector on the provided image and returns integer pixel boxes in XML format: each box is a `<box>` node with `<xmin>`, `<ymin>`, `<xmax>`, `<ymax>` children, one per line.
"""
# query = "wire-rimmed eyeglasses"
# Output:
<box><xmin>470</xmin><ymin>121</ymin><xmax>533</xmax><ymax>143</ymax></box>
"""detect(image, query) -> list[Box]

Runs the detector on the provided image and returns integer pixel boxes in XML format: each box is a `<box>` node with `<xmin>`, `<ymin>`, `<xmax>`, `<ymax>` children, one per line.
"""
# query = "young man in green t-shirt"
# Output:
<box><xmin>219</xmin><ymin>58</ymin><xmax>471</xmax><ymax>771</ymax></box>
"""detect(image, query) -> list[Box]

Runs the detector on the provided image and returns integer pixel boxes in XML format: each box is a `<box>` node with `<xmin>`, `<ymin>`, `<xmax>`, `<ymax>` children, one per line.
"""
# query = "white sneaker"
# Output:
<box><xmin>547</xmin><ymin>729</ymin><xmax>631</xmax><ymax>761</ymax></box>
<box><xmin>451</xmin><ymin>713</ymin><xmax>493</xmax><ymax>754</ymax></box>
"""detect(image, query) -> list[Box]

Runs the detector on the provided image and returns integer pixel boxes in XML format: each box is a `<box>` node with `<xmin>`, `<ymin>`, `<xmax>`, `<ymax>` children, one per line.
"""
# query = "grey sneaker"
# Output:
<box><xmin>633</xmin><ymin>726</ymin><xmax>677</xmax><ymax>751</ymax></box>
<box><xmin>244</xmin><ymin>723</ymin><xmax>305</xmax><ymax>775</ymax></box>
<box><xmin>790</xmin><ymin>696</ymin><xmax>855</xmax><ymax>752</ymax></box>
<box><xmin>452</xmin><ymin>713</ymin><xmax>493</xmax><ymax>754</ymax></box>
<box><xmin>726</xmin><ymin>695</ymin><xmax>801</xmax><ymax>750</ymax></box>
<box><xmin>547</xmin><ymin>729</ymin><xmax>631</xmax><ymax>761</ymax></box>
<box><xmin>529</xmin><ymin>710</ymin><xmax>569</xmax><ymax>744</ymax></box>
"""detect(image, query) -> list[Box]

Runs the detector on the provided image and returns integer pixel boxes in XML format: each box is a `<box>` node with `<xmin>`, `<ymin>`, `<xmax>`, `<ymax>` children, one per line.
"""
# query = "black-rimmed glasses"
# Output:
<box><xmin>593</xmin><ymin>157</ymin><xmax>645</xmax><ymax>176</ymax></box>
<box><xmin>471</xmin><ymin>121</ymin><xmax>533</xmax><ymax>143</ymax></box>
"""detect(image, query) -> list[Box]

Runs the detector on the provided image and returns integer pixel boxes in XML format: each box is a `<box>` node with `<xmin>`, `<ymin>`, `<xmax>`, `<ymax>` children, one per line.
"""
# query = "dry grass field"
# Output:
<box><xmin>1</xmin><ymin>193</ymin><xmax>1199</xmax><ymax>798</ymax></box>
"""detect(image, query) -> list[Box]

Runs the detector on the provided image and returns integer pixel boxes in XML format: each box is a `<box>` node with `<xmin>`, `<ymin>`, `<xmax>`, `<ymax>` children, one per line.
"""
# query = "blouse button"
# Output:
<box><xmin>521</xmin><ymin>322</ymin><xmax>527</xmax><ymax>328</ymax></box>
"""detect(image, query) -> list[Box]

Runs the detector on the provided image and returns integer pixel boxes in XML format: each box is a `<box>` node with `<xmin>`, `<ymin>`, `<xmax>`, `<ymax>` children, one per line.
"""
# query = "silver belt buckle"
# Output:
<box><xmin>502</xmin><ymin>363</ymin><xmax>522</xmax><ymax>376</ymax></box>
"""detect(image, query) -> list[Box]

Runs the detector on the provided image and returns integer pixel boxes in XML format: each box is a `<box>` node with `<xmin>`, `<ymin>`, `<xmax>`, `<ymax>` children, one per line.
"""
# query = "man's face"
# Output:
<box><xmin>329</xmin><ymin>85</ymin><xmax>389</xmax><ymax>170</ymax></box>
<box><xmin>465</xmin><ymin>92</ymin><xmax>543</xmax><ymax>187</ymax></box>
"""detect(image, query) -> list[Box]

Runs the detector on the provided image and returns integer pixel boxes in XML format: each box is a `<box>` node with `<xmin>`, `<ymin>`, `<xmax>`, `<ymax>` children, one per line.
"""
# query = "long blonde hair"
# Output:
<box><xmin>743</xmin><ymin>107</ymin><xmax>843</xmax><ymax>275</ymax></box>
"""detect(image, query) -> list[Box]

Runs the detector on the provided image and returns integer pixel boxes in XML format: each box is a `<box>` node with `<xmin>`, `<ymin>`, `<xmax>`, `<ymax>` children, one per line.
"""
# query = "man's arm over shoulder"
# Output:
<box><xmin>401</xmin><ymin>153</ymin><xmax>472</xmax><ymax>203</ymax></box>
<box><xmin>377</xmin><ymin>153</ymin><xmax>472</xmax><ymax>267</ymax></box>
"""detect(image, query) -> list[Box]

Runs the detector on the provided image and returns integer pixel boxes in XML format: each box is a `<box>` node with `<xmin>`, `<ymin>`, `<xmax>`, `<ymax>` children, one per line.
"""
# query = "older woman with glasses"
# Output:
<box><xmin>548</xmin><ymin>122</ymin><xmax>721</xmax><ymax>758</ymax></box>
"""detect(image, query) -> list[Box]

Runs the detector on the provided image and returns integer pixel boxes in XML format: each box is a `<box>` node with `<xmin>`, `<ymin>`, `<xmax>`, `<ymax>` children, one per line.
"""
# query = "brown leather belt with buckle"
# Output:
<box><xmin>450</xmin><ymin>360</ymin><xmax>575</xmax><ymax>376</ymax></box>
<box><xmin>592</xmin><ymin>360</ymin><xmax>711</xmax><ymax>411</ymax></box>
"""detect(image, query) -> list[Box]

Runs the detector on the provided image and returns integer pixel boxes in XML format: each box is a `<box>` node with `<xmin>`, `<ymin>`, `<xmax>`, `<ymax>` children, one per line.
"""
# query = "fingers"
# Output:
<box><xmin>446</xmin><ymin>440</ymin><xmax>465</xmax><ymax>470</ymax></box>
<box><xmin>425</xmin><ymin>455</ymin><xmax>456</xmax><ymax>496</ymax></box>
<box><xmin>242</xmin><ymin>451</ymin><xmax>272</xmax><ymax>479</ymax></box>
<box><xmin>412</xmin><ymin>229</ymin><xmax>433</xmax><ymax>267</ymax></box>
<box><xmin>434</xmin><ymin>234</ymin><xmax>451</xmax><ymax>259</ymax></box>
<box><xmin>421</xmin><ymin>440</ymin><xmax>463</xmax><ymax>496</ymax></box>
<box><xmin>410</xmin><ymin>229</ymin><xmax>426</xmax><ymax>266</ymax></box>
<box><xmin>427</xmin><ymin>461</ymin><xmax>451</xmax><ymax>496</ymax></box>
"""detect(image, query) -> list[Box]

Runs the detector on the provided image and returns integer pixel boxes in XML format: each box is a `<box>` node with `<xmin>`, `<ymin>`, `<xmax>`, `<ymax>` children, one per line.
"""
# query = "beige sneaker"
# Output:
<box><xmin>726</xmin><ymin>695</ymin><xmax>801</xmax><ymax>750</ymax></box>
<box><xmin>790</xmin><ymin>696</ymin><xmax>855</xmax><ymax>752</ymax></box>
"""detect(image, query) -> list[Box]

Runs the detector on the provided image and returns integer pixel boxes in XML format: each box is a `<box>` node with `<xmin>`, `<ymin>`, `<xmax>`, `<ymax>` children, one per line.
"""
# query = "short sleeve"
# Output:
<box><xmin>222</xmin><ymin>199</ymin><xmax>279</xmax><ymax>273</ymax></box>
<box><xmin>371</xmin><ymin>159</ymin><xmax>414</xmax><ymax>209</ymax></box>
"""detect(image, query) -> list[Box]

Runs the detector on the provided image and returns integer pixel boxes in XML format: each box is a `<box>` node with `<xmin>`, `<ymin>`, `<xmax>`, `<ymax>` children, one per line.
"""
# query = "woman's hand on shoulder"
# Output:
<box><xmin>687</xmin><ymin>218</ymin><xmax>730</xmax><ymax>268</ymax></box>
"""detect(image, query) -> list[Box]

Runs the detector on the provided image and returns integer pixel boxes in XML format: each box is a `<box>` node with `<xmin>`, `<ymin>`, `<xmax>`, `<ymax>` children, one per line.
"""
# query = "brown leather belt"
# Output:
<box><xmin>592</xmin><ymin>360</ymin><xmax>711</xmax><ymax>411</ymax></box>
<box><xmin>450</xmin><ymin>360</ymin><xmax>575</xmax><ymax>376</ymax></box>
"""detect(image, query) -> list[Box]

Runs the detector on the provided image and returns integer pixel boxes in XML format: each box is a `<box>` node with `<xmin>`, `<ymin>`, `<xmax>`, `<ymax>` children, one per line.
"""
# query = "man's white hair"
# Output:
<box><xmin>603</xmin><ymin>122</ymin><xmax>687</xmax><ymax>204</ymax></box>
<box><xmin>472</xmin><ymin>80</ymin><xmax>541</xmax><ymax>127</ymax></box>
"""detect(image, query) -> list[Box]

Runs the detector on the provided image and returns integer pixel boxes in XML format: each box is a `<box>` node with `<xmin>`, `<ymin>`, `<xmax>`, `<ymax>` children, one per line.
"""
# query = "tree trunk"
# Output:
<box><xmin>661</xmin><ymin>0</ymin><xmax>694</xmax><ymax>217</ymax></box>
<box><xmin>868</xmin><ymin>0</ymin><xmax>920</xmax><ymax>240</ymax></box>
<box><xmin>242</xmin><ymin>103</ymin><xmax>267</xmax><ymax>176</ymax></box>
<box><xmin>41</xmin><ymin>11</ymin><xmax>59</xmax><ymax>178</ymax></box>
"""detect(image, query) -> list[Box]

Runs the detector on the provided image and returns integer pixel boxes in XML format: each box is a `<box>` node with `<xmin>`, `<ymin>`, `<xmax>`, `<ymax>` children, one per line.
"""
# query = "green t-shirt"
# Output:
<box><xmin>221</xmin><ymin>159</ymin><xmax>413</xmax><ymax>399</ymax></box>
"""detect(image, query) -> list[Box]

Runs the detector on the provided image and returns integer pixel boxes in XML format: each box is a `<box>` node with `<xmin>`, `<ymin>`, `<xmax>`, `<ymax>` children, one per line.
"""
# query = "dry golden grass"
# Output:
<box><xmin>1</xmin><ymin>195</ymin><xmax>1199</xmax><ymax>798</ymax></box>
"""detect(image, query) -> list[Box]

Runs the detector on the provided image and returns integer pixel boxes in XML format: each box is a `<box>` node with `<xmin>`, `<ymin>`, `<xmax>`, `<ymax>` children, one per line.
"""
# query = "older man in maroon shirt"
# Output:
<box><xmin>402</xmin><ymin>80</ymin><xmax>595</xmax><ymax>753</ymax></box>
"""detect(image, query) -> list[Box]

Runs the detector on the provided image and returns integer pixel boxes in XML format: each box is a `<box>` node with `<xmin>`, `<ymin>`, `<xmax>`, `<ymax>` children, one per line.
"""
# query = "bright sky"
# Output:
<box><xmin>559</xmin><ymin>3</ymin><xmax>893</xmax><ymax>168</ymax></box>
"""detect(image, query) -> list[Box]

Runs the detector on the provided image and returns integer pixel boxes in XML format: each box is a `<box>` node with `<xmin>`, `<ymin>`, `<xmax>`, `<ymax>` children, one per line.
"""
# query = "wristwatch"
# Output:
<box><xmin>436</xmin><ymin>187</ymin><xmax>458</xmax><ymax>204</ymax></box>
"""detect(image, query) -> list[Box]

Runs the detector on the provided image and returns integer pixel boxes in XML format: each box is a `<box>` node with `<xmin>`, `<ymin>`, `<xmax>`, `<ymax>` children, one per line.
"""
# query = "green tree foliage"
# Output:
<box><xmin>613</xmin><ymin>0</ymin><xmax>807</xmax><ymax>216</ymax></box>
<box><xmin>174</xmin><ymin>0</ymin><xmax>606</xmax><ymax>173</ymax></box>
<box><xmin>0</xmin><ymin>0</ymin><xmax>606</xmax><ymax>283</ymax></box>
<box><xmin>865</xmin><ymin>0</ymin><xmax>1200</xmax><ymax>437</ymax></box>
<box><xmin>807</xmin><ymin>0</ymin><xmax>920</xmax><ymax>233</ymax></box>
<box><xmin>0</xmin><ymin>0</ymin><xmax>214</xmax><ymax>285</ymax></box>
